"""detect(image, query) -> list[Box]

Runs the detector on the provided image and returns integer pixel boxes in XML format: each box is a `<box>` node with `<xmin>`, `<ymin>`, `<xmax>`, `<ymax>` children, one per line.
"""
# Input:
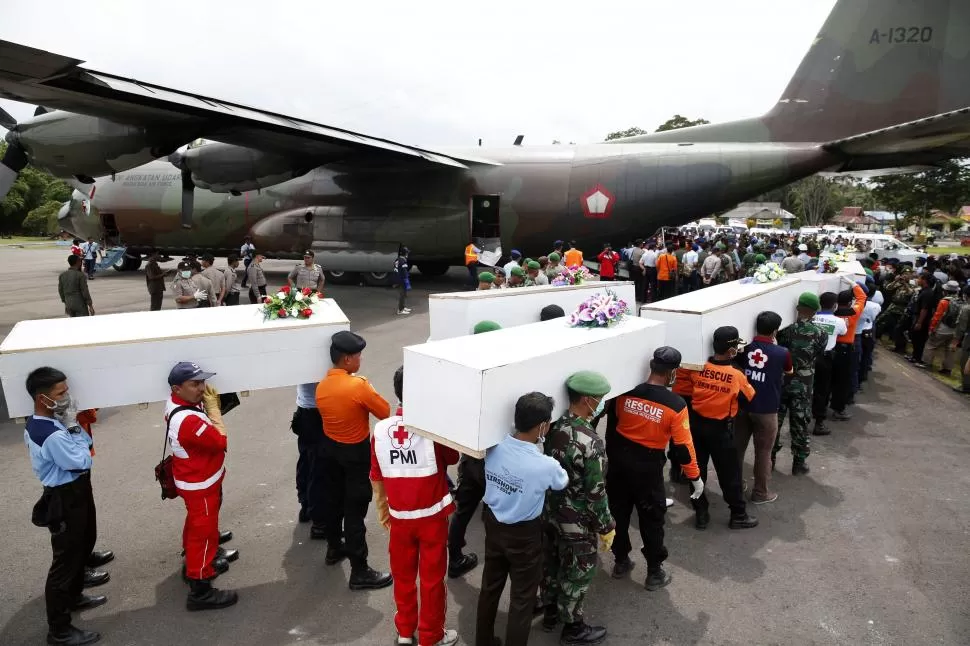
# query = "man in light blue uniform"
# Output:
<box><xmin>476</xmin><ymin>392</ymin><xmax>568</xmax><ymax>646</ymax></box>
<box><xmin>293</xmin><ymin>383</ymin><xmax>324</xmax><ymax>528</ymax></box>
<box><xmin>24</xmin><ymin>367</ymin><xmax>104</xmax><ymax>646</ymax></box>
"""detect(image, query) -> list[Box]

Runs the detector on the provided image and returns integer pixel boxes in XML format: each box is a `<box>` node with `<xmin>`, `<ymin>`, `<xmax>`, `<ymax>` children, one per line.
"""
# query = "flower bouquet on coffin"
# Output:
<box><xmin>567</xmin><ymin>290</ymin><xmax>630</xmax><ymax>328</ymax></box>
<box><xmin>552</xmin><ymin>265</ymin><xmax>592</xmax><ymax>286</ymax></box>
<box><xmin>262</xmin><ymin>285</ymin><xmax>323</xmax><ymax>321</ymax></box>
<box><xmin>742</xmin><ymin>261</ymin><xmax>785</xmax><ymax>284</ymax></box>
<box><xmin>817</xmin><ymin>256</ymin><xmax>840</xmax><ymax>274</ymax></box>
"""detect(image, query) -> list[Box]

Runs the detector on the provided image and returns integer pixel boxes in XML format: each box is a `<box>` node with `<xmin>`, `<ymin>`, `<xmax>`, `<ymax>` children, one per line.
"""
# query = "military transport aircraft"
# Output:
<box><xmin>2</xmin><ymin>0</ymin><xmax>970</xmax><ymax>284</ymax></box>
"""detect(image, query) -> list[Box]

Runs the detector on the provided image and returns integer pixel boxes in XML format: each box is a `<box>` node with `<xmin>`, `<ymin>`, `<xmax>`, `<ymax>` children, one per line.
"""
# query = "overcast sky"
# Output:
<box><xmin>1</xmin><ymin>0</ymin><xmax>837</xmax><ymax>148</ymax></box>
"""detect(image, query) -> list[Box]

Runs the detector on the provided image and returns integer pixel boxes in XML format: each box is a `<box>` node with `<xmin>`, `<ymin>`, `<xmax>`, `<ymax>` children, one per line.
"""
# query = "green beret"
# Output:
<box><xmin>716</xmin><ymin>243</ymin><xmax>726</xmax><ymax>251</ymax></box>
<box><xmin>797</xmin><ymin>291</ymin><xmax>820</xmax><ymax>311</ymax></box>
<box><xmin>511</xmin><ymin>266</ymin><xmax>526</xmax><ymax>277</ymax></box>
<box><xmin>478</xmin><ymin>271</ymin><xmax>496</xmax><ymax>282</ymax></box>
<box><xmin>527</xmin><ymin>260</ymin><xmax>540</xmax><ymax>270</ymax></box>
<box><xmin>524</xmin><ymin>258</ymin><xmax>534</xmax><ymax>265</ymax></box>
<box><xmin>548</xmin><ymin>252</ymin><xmax>561</xmax><ymax>262</ymax></box>
<box><xmin>754</xmin><ymin>254</ymin><xmax>767</xmax><ymax>263</ymax></box>
<box><xmin>864</xmin><ymin>268</ymin><xmax>874</xmax><ymax>277</ymax></box>
<box><xmin>566</xmin><ymin>371</ymin><xmax>611</xmax><ymax>397</ymax></box>
<box><xmin>473</xmin><ymin>320</ymin><xmax>502</xmax><ymax>334</ymax></box>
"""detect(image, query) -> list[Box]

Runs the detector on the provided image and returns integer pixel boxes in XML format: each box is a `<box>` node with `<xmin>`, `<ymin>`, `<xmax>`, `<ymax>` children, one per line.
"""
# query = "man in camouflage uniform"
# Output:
<box><xmin>876</xmin><ymin>266</ymin><xmax>914</xmax><ymax>340</ymax></box>
<box><xmin>775</xmin><ymin>292</ymin><xmax>829</xmax><ymax>475</ymax></box>
<box><xmin>540</xmin><ymin>371</ymin><xmax>614</xmax><ymax>646</ymax></box>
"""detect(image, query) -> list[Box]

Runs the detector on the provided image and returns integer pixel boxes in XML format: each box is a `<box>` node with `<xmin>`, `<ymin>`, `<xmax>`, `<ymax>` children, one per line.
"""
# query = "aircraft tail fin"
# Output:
<box><xmin>765</xmin><ymin>0</ymin><xmax>970</xmax><ymax>142</ymax></box>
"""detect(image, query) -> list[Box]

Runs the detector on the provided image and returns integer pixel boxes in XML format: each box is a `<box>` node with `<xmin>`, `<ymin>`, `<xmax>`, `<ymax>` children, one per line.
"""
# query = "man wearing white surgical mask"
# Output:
<box><xmin>24</xmin><ymin>367</ymin><xmax>105</xmax><ymax>646</ymax></box>
<box><xmin>538</xmin><ymin>371</ymin><xmax>614</xmax><ymax>644</ymax></box>
<box><xmin>172</xmin><ymin>262</ymin><xmax>209</xmax><ymax>309</ymax></box>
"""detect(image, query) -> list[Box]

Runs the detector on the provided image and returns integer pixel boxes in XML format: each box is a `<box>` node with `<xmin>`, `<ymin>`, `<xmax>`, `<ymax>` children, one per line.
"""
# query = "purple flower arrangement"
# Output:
<box><xmin>566</xmin><ymin>290</ymin><xmax>630</xmax><ymax>328</ymax></box>
<box><xmin>552</xmin><ymin>266</ymin><xmax>592</xmax><ymax>286</ymax></box>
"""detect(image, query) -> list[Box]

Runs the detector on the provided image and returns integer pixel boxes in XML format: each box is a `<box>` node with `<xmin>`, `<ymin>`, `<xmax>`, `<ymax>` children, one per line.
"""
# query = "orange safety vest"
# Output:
<box><xmin>564</xmin><ymin>248</ymin><xmax>583</xmax><ymax>267</ymax></box>
<box><xmin>465</xmin><ymin>244</ymin><xmax>478</xmax><ymax>266</ymax></box>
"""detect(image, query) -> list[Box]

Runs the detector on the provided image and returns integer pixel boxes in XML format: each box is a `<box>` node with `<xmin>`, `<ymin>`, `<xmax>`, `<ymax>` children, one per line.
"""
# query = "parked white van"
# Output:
<box><xmin>847</xmin><ymin>233</ymin><xmax>927</xmax><ymax>261</ymax></box>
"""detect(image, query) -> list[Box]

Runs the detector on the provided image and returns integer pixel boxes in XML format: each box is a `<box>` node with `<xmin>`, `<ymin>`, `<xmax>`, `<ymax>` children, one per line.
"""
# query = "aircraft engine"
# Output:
<box><xmin>168</xmin><ymin>143</ymin><xmax>312</xmax><ymax>229</ymax></box>
<box><xmin>1</xmin><ymin>111</ymin><xmax>191</xmax><ymax>198</ymax></box>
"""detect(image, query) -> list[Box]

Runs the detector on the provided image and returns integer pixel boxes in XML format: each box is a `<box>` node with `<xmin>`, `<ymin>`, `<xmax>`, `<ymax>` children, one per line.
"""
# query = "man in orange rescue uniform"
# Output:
<box><xmin>688</xmin><ymin>327</ymin><xmax>759</xmax><ymax>531</ymax></box>
<box><xmin>316</xmin><ymin>331</ymin><xmax>394</xmax><ymax>590</ymax></box>
<box><xmin>606</xmin><ymin>347</ymin><xmax>704</xmax><ymax>591</ymax></box>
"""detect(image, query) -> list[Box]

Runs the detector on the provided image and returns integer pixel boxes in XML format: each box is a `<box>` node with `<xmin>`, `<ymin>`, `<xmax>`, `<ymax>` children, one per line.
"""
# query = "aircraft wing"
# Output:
<box><xmin>823</xmin><ymin>107</ymin><xmax>970</xmax><ymax>169</ymax></box>
<box><xmin>0</xmin><ymin>39</ymin><xmax>498</xmax><ymax>169</ymax></box>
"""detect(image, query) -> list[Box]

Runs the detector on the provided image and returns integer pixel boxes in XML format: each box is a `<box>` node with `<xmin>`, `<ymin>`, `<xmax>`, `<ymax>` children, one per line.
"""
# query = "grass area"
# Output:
<box><xmin>877</xmin><ymin>337</ymin><xmax>963</xmax><ymax>389</ymax></box>
<box><xmin>927</xmin><ymin>246</ymin><xmax>969</xmax><ymax>256</ymax></box>
<box><xmin>0</xmin><ymin>236</ymin><xmax>58</xmax><ymax>245</ymax></box>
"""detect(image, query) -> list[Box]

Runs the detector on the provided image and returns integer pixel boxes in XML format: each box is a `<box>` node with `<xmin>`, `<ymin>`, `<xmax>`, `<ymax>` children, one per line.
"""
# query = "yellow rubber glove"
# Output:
<box><xmin>598</xmin><ymin>529</ymin><xmax>615</xmax><ymax>553</ymax></box>
<box><xmin>202</xmin><ymin>384</ymin><xmax>226</xmax><ymax>435</ymax></box>
<box><xmin>371</xmin><ymin>481</ymin><xmax>391</xmax><ymax>531</ymax></box>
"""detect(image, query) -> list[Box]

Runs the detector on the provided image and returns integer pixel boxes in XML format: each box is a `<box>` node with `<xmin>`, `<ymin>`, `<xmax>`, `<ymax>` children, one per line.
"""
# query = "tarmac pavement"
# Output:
<box><xmin>0</xmin><ymin>247</ymin><xmax>968</xmax><ymax>645</ymax></box>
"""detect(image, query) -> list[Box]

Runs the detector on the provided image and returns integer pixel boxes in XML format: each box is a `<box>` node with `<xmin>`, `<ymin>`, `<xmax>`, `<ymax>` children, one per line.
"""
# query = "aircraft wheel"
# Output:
<box><xmin>326</xmin><ymin>270</ymin><xmax>359</xmax><ymax>285</ymax></box>
<box><xmin>363</xmin><ymin>271</ymin><xmax>392</xmax><ymax>287</ymax></box>
<box><xmin>113</xmin><ymin>251</ymin><xmax>142</xmax><ymax>272</ymax></box>
<box><xmin>416</xmin><ymin>262</ymin><xmax>449</xmax><ymax>277</ymax></box>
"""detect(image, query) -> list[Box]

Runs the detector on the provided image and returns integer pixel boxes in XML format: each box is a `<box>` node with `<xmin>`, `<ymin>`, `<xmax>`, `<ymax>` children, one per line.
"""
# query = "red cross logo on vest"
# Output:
<box><xmin>389</xmin><ymin>422</ymin><xmax>412</xmax><ymax>450</ymax></box>
<box><xmin>748</xmin><ymin>348</ymin><xmax>768</xmax><ymax>369</ymax></box>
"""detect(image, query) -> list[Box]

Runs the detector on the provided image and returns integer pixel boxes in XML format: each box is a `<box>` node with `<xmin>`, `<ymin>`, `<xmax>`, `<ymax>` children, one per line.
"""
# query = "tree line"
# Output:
<box><xmin>0</xmin><ymin>141</ymin><xmax>73</xmax><ymax>237</ymax></box>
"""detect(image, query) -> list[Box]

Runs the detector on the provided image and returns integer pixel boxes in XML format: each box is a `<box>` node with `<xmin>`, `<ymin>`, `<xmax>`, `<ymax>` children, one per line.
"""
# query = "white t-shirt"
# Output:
<box><xmin>813</xmin><ymin>312</ymin><xmax>849</xmax><ymax>351</ymax></box>
<box><xmin>641</xmin><ymin>249</ymin><xmax>657</xmax><ymax>268</ymax></box>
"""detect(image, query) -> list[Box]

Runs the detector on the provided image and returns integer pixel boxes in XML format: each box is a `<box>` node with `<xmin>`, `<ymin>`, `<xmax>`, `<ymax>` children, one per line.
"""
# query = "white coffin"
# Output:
<box><xmin>403</xmin><ymin>316</ymin><xmax>666</xmax><ymax>456</ymax></box>
<box><xmin>428</xmin><ymin>281</ymin><xmax>636</xmax><ymax>340</ymax></box>
<box><xmin>0</xmin><ymin>301</ymin><xmax>350</xmax><ymax>419</ymax></box>
<box><xmin>639</xmin><ymin>277</ymin><xmax>804</xmax><ymax>369</ymax></box>
<box><xmin>796</xmin><ymin>270</ymin><xmax>861</xmax><ymax>295</ymax></box>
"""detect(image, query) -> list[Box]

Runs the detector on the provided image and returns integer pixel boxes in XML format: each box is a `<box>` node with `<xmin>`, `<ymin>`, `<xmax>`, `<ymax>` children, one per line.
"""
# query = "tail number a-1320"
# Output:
<box><xmin>869</xmin><ymin>27</ymin><xmax>933</xmax><ymax>45</ymax></box>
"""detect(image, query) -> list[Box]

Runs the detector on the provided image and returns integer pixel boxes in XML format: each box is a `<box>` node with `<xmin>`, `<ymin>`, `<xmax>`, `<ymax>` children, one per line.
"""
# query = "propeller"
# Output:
<box><xmin>0</xmin><ymin>108</ymin><xmax>29</xmax><ymax>202</ymax></box>
<box><xmin>168</xmin><ymin>151</ymin><xmax>195</xmax><ymax>229</ymax></box>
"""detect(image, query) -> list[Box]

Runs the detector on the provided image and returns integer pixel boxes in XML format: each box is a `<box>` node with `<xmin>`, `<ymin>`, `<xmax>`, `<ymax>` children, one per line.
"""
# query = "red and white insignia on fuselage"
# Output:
<box><xmin>581</xmin><ymin>184</ymin><xmax>615</xmax><ymax>219</ymax></box>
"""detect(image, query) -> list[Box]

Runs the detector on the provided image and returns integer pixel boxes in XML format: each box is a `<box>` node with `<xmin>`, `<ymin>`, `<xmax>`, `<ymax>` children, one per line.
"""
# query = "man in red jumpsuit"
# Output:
<box><xmin>597</xmin><ymin>243</ymin><xmax>620</xmax><ymax>281</ymax></box>
<box><xmin>165</xmin><ymin>362</ymin><xmax>238</xmax><ymax>611</ymax></box>
<box><xmin>371</xmin><ymin>366</ymin><xmax>460</xmax><ymax>646</ymax></box>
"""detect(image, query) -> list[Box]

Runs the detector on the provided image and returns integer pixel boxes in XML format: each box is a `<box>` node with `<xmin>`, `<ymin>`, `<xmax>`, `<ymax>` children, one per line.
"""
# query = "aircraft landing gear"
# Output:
<box><xmin>363</xmin><ymin>271</ymin><xmax>392</xmax><ymax>287</ymax></box>
<box><xmin>113</xmin><ymin>250</ymin><xmax>142</xmax><ymax>272</ymax></box>
<box><xmin>325</xmin><ymin>269</ymin><xmax>359</xmax><ymax>285</ymax></box>
<box><xmin>416</xmin><ymin>262</ymin><xmax>449</xmax><ymax>277</ymax></box>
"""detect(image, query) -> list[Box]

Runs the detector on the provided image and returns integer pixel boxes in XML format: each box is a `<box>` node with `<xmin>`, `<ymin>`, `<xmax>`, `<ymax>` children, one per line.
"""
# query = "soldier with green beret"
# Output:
<box><xmin>508</xmin><ymin>265</ymin><xmax>527</xmax><ymax>288</ymax></box>
<box><xmin>539</xmin><ymin>371</ymin><xmax>614</xmax><ymax>644</ymax></box>
<box><xmin>473</xmin><ymin>320</ymin><xmax>502</xmax><ymax>334</ymax></box>
<box><xmin>775</xmin><ymin>292</ymin><xmax>829</xmax><ymax>475</ymax></box>
<box><xmin>546</xmin><ymin>252</ymin><xmax>563</xmax><ymax>281</ymax></box>
<box><xmin>526</xmin><ymin>259</ymin><xmax>548</xmax><ymax>286</ymax></box>
<box><xmin>477</xmin><ymin>271</ymin><xmax>496</xmax><ymax>291</ymax></box>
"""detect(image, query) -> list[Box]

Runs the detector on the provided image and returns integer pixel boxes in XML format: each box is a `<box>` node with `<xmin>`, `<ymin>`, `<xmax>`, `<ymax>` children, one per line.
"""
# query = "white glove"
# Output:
<box><xmin>690</xmin><ymin>478</ymin><xmax>705</xmax><ymax>500</ymax></box>
<box><xmin>193</xmin><ymin>289</ymin><xmax>208</xmax><ymax>301</ymax></box>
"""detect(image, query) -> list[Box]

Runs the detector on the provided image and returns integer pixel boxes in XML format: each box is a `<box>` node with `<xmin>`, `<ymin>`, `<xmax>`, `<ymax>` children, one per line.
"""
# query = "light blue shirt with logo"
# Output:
<box><xmin>484</xmin><ymin>434</ymin><xmax>568</xmax><ymax>524</ymax></box>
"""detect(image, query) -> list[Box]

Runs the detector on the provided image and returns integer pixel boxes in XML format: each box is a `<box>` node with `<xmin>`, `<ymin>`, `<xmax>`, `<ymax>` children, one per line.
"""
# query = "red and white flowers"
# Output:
<box><xmin>261</xmin><ymin>285</ymin><xmax>323</xmax><ymax>321</ymax></box>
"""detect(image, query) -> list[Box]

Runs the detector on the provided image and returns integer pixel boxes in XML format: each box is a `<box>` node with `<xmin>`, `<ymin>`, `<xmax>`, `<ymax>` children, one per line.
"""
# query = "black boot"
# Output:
<box><xmin>792</xmin><ymin>460</ymin><xmax>810</xmax><ymax>476</ymax></box>
<box><xmin>218</xmin><ymin>530</ymin><xmax>233</xmax><ymax>544</ymax></box>
<box><xmin>86</xmin><ymin>551</ymin><xmax>114</xmax><ymax>568</ymax></box>
<box><xmin>812</xmin><ymin>420</ymin><xmax>830</xmax><ymax>436</ymax></box>
<box><xmin>186</xmin><ymin>579</ymin><xmax>238</xmax><ymax>611</ymax></box>
<box><xmin>325</xmin><ymin>541</ymin><xmax>347</xmax><ymax>566</ymax></box>
<box><xmin>694</xmin><ymin>510</ymin><xmax>710</xmax><ymax>531</ymax></box>
<box><xmin>645</xmin><ymin>566</ymin><xmax>672</xmax><ymax>591</ymax></box>
<box><xmin>217</xmin><ymin>546</ymin><xmax>239</xmax><ymax>563</ymax></box>
<box><xmin>71</xmin><ymin>594</ymin><xmax>108</xmax><ymax>611</ymax></box>
<box><xmin>309</xmin><ymin>523</ymin><xmax>328</xmax><ymax>540</ymax></box>
<box><xmin>560</xmin><ymin>621</ymin><xmax>607</xmax><ymax>645</ymax></box>
<box><xmin>47</xmin><ymin>625</ymin><xmax>101</xmax><ymax>645</ymax></box>
<box><xmin>298</xmin><ymin>507</ymin><xmax>310</xmax><ymax>523</ymax></box>
<box><xmin>611</xmin><ymin>557</ymin><xmax>635</xmax><ymax>579</ymax></box>
<box><xmin>542</xmin><ymin>604</ymin><xmax>560</xmax><ymax>632</ymax></box>
<box><xmin>82</xmin><ymin>570</ymin><xmax>109</xmax><ymax>588</ymax></box>
<box><xmin>348</xmin><ymin>565</ymin><xmax>393</xmax><ymax>591</ymax></box>
<box><xmin>181</xmin><ymin>557</ymin><xmax>229</xmax><ymax>583</ymax></box>
<box><xmin>729</xmin><ymin>513</ymin><xmax>759</xmax><ymax>529</ymax></box>
<box><xmin>448</xmin><ymin>552</ymin><xmax>478</xmax><ymax>578</ymax></box>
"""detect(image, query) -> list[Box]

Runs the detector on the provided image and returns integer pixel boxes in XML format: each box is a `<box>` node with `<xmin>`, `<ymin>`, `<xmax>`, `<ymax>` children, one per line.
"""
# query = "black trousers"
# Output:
<box><xmin>690</xmin><ymin>416</ymin><xmax>746</xmax><ymax>517</ymax></box>
<box><xmin>398</xmin><ymin>285</ymin><xmax>408</xmax><ymax>311</ymax></box>
<box><xmin>448</xmin><ymin>456</ymin><xmax>486</xmax><ymax>558</ymax></box>
<box><xmin>629</xmin><ymin>265</ymin><xmax>644</xmax><ymax>301</ymax></box>
<box><xmin>291</xmin><ymin>407</ymin><xmax>323</xmax><ymax>512</ymax></box>
<box><xmin>320</xmin><ymin>433</ymin><xmax>372</xmax><ymax>568</ymax></box>
<box><xmin>812</xmin><ymin>352</ymin><xmax>834</xmax><ymax>421</ymax></box>
<box><xmin>893</xmin><ymin>314</ymin><xmax>914</xmax><ymax>352</ymax></box>
<box><xmin>830</xmin><ymin>343</ymin><xmax>854</xmax><ymax>413</ymax></box>
<box><xmin>657</xmin><ymin>279</ymin><xmax>675</xmax><ymax>301</ymax></box>
<box><xmin>606</xmin><ymin>433</ymin><xmax>668</xmax><ymax>569</ymax></box>
<box><xmin>476</xmin><ymin>508</ymin><xmax>543</xmax><ymax>646</ymax></box>
<box><xmin>46</xmin><ymin>474</ymin><xmax>97</xmax><ymax>631</ymax></box>
<box><xmin>224</xmin><ymin>292</ymin><xmax>240</xmax><ymax>306</ymax></box>
<box><xmin>911</xmin><ymin>325</ymin><xmax>930</xmax><ymax>362</ymax></box>
<box><xmin>466</xmin><ymin>262</ymin><xmax>479</xmax><ymax>286</ymax></box>
<box><xmin>248</xmin><ymin>285</ymin><xmax>266</xmax><ymax>304</ymax></box>
<box><xmin>860</xmin><ymin>332</ymin><xmax>875</xmax><ymax>383</ymax></box>
<box><xmin>149</xmin><ymin>290</ymin><xmax>163</xmax><ymax>311</ymax></box>
<box><xmin>643</xmin><ymin>266</ymin><xmax>658</xmax><ymax>301</ymax></box>
<box><xmin>240</xmin><ymin>257</ymin><xmax>252</xmax><ymax>287</ymax></box>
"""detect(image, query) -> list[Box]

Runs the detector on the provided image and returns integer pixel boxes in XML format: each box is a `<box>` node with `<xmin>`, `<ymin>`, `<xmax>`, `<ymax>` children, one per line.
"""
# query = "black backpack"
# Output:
<box><xmin>942</xmin><ymin>297</ymin><xmax>965</xmax><ymax>328</ymax></box>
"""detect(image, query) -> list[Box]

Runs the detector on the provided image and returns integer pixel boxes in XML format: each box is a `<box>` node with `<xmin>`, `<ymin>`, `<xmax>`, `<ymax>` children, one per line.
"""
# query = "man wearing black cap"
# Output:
<box><xmin>164</xmin><ymin>362</ymin><xmax>238</xmax><ymax>611</ymax></box>
<box><xmin>688</xmin><ymin>327</ymin><xmax>759</xmax><ymax>530</ymax></box>
<box><xmin>606</xmin><ymin>347</ymin><xmax>703</xmax><ymax>590</ymax></box>
<box><xmin>288</xmin><ymin>250</ymin><xmax>326</xmax><ymax>294</ymax></box>
<box><xmin>315</xmin><ymin>331</ymin><xmax>393</xmax><ymax>590</ymax></box>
